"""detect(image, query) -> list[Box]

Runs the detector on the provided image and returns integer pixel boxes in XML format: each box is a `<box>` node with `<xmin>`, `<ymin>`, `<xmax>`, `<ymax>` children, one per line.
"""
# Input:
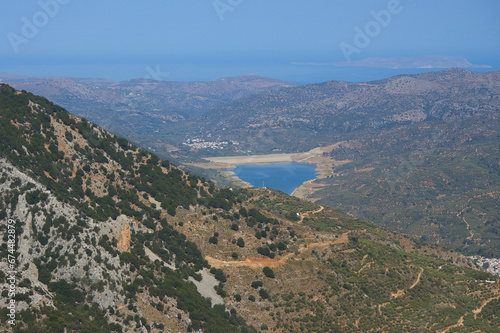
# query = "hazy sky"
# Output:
<box><xmin>1</xmin><ymin>0</ymin><xmax>499</xmax><ymax>83</ymax></box>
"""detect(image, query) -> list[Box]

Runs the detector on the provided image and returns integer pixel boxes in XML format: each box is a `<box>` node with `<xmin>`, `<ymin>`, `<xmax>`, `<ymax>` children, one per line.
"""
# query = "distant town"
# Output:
<box><xmin>469</xmin><ymin>255</ymin><xmax>500</xmax><ymax>277</ymax></box>
<box><xmin>183</xmin><ymin>138</ymin><xmax>238</xmax><ymax>150</ymax></box>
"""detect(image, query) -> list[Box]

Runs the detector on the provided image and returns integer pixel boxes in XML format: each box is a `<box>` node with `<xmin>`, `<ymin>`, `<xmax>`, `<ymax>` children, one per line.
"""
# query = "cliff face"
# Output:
<box><xmin>0</xmin><ymin>83</ymin><xmax>247</xmax><ymax>332</ymax></box>
<box><xmin>1</xmin><ymin>157</ymin><xmax>123</xmax><ymax>310</ymax></box>
<box><xmin>0</xmin><ymin>156</ymin><xmax>216</xmax><ymax>332</ymax></box>
<box><xmin>0</xmin><ymin>84</ymin><xmax>499</xmax><ymax>332</ymax></box>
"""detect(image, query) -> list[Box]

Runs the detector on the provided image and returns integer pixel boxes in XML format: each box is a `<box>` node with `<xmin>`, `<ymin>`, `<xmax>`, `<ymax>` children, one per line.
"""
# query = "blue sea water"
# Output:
<box><xmin>4</xmin><ymin>61</ymin><xmax>497</xmax><ymax>85</ymax></box>
<box><xmin>233</xmin><ymin>163</ymin><xmax>318</xmax><ymax>195</ymax></box>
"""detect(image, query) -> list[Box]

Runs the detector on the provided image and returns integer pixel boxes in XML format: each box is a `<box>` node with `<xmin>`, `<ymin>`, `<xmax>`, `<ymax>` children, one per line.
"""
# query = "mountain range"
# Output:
<box><xmin>0</xmin><ymin>72</ymin><xmax>295</xmax><ymax>145</ymax></box>
<box><xmin>2</xmin><ymin>69</ymin><xmax>499</xmax><ymax>258</ymax></box>
<box><xmin>168</xmin><ymin>68</ymin><xmax>500</xmax><ymax>258</ymax></box>
<box><xmin>1</xmin><ymin>83</ymin><xmax>499</xmax><ymax>331</ymax></box>
<box><xmin>174</xmin><ymin>68</ymin><xmax>498</xmax><ymax>152</ymax></box>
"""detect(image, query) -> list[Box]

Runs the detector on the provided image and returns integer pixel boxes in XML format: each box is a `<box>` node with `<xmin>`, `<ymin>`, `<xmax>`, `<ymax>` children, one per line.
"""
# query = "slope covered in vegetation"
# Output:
<box><xmin>0</xmin><ymin>84</ymin><xmax>498</xmax><ymax>332</ymax></box>
<box><xmin>172</xmin><ymin>69</ymin><xmax>500</xmax><ymax>258</ymax></box>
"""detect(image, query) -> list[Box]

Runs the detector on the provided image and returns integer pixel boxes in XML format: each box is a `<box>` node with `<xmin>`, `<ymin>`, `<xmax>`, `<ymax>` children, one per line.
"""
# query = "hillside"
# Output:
<box><xmin>168</xmin><ymin>69</ymin><xmax>500</xmax><ymax>258</ymax></box>
<box><xmin>0</xmin><ymin>84</ymin><xmax>499</xmax><ymax>332</ymax></box>
<box><xmin>0</xmin><ymin>73</ymin><xmax>296</xmax><ymax>147</ymax></box>
<box><xmin>313</xmin><ymin>117</ymin><xmax>500</xmax><ymax>258</ymax></box>
<box><xmin>171</xmin><ymin>68</ymin><xmax>499</xmax><ymax>154</ymax></box>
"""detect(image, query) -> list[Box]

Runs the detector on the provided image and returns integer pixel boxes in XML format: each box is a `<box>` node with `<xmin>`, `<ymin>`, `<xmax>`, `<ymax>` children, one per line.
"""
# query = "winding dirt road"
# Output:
<box><xmin>206</xmin><ymin>232</ymin><xmax>350</xmax><ymax>269</ymax></box>
<box><xmin>391</xmin><ymin>267</ymin><xmax>424</xmax><ymax>298</ymax></box>
<box><xmin>297</xmin><ymin>205</ymin><xmax>324</xmax><ymax>223</ymax></box>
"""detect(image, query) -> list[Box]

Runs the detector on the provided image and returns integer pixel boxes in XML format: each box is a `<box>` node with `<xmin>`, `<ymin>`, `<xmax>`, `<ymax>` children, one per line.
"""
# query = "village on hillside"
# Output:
<box><xmin>469</xmin><ymin>255</ymin><xmax>500</xmax><ymax>277</ymax></box>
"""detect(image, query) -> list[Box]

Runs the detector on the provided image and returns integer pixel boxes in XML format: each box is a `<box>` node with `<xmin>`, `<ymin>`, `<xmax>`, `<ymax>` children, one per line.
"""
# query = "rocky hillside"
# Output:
<box><xmin>0</xmin><ymin>84</ymin><xmax>499</xmax><ymax>332</ymax></box>
<box><xmin>172</xmin><ymin>68</ymin><xmax>499</xmax><ymax>153</ymax></box>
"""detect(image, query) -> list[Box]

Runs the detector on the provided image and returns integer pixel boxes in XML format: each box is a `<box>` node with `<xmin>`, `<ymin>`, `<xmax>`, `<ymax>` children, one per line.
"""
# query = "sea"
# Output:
<box><xmin>3</xmin><ymin>61</ymin><xmax>498</xmax><ymax>85</ymax></box>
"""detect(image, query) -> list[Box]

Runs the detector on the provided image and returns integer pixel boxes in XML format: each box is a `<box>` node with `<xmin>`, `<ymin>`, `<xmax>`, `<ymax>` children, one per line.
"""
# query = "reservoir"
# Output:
<box><xmin>233</xmin><ymin>162</ymin><xmax>318</xmax><ymax>194</ymax></box>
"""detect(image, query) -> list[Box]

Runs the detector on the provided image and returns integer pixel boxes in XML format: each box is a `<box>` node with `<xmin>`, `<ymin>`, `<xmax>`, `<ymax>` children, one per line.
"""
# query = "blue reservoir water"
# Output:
<box><xmin>233</xmin><ymin>163</ymin><xmax>318</xmax><ymax>195</ymax></box>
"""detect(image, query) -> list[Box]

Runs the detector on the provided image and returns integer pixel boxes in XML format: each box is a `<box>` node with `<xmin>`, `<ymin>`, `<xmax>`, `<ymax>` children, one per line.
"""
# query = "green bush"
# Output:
<box><xmin>263</xmin><ymin>267</ymin><xmax>275</xmax><ymax>278</ymax></box>
<box><xmin>38</xmin><ymin>267</ymin><xmax>51</xmax><ymax>284</ymax></box>
<box><xmin>257</xmin><ymin>246</ymin><xmax>271</xmax><ymax>257</ymax></box>
<box><xmin>277</xmin><ymin>241</ymin><xmax>287</xmax><ymax>251</ymax></box>
<box><xmin>214</xmin><ymin>269</ymin><xmax>227</xmax><ymax>283</ymax></box>
<box><xmin>259</xmin><ymin>289</ymin><xmax>269</xmax><ymax>299</ymax></box>
<box><xmin>251</xmin><ymin>281</ymin><xmax>263</xmax><ymax>289</ymax></box>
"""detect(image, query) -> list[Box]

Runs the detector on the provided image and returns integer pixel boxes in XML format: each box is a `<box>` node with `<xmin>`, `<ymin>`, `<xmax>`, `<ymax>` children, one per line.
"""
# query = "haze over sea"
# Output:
<box><xmin>2</xmin><ymin>60</ymin><xmax>498</xmax><ymax>84</ymax></box>
<box><xmin>232</xmin><ymin>162</ymin><xmax>318</xmax><ymax>195</ymax></box>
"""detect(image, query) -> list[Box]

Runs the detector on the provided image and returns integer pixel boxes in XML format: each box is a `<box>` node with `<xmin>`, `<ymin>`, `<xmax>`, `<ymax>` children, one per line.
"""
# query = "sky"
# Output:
<box><xmin>1</xmin><ymin>0</ymin><xmax>499</xmax><ymax>84</ymax></box>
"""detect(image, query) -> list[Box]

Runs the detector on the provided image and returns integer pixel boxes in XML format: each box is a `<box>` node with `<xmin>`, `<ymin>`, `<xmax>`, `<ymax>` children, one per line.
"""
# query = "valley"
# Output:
<box><xmin>3</xmin><ymin>1</ymin><xmax>499</xmax><ymax>331</ymax></box>
<box><xmin>0</xmin><ymin>84</ymin><xmax>499</xmax><ymax>332</ymax></box>
<box><xmin>176</xmin><ymin>69</ymin><xmax>500</xmax><ymax>259</ymax></box>
<box><xmin>2</xmin><ymin>69</ymin><xmax>498</xmax><ymax>260</ymax></box>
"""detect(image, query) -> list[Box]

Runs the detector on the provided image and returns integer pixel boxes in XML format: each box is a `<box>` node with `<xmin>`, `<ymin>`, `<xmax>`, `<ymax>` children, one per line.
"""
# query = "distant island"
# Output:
<box><xmin>293</xmin><ymin>55</ymin><xmax>492</xmax><ymax>69</ymax></box>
